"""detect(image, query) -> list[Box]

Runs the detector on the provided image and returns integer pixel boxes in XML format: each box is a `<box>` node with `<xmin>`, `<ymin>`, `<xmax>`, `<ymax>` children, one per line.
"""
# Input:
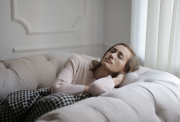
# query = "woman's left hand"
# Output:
<box><xmin>112</xmin><ymin>73</ymin><xmax>125</xmax><ymax>86</ymax></box>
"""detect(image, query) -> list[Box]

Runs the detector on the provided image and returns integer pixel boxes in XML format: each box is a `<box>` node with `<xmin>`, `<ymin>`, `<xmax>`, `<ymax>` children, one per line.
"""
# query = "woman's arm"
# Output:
<box><xmin>51</xmin><ymin>54</ymin><xmax>85</xmax><ymax>96</ymax></box>
<box><xmin>88</xmin><ymin>75</ymin><xmax>115</xmax><ymax>96</ymax></box>
<box><xmin>88</xmin><ymin>74</ymin><xmax>125</xmax><ymax>96</ymax></box>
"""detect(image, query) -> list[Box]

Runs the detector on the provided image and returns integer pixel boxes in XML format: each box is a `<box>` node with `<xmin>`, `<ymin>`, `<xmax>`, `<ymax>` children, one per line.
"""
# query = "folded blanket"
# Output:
<box><xmin>0</xmin><ymin>89</ymin><xmax>92</xmax><ymax>122</ymax></box>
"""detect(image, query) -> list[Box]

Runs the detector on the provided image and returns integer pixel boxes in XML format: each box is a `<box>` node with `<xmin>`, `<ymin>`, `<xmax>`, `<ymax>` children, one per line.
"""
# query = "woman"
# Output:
<box><xmin>51</xmin><ymin>43</ymin><xmax>139</xmax><ymax>96</ymax></box>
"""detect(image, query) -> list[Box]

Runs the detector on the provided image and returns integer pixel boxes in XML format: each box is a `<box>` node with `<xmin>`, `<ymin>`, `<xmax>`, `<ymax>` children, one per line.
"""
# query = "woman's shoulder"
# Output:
<box><xmin>67</xmin><ymin>54</ymin><xmax>90</xmax><ymax>64</ymax></box>
<box><xmin>69</xmin><ymin>54</ymin><xmax>85</xmax><ymax>60</ymax></box>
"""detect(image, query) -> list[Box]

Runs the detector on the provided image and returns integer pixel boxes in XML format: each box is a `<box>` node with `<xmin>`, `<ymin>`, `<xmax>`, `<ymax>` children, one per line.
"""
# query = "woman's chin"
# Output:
<box><xmin>101</xmin><ymin>62</ymin><xmax>112</xmax><ymax>72</ymax></box>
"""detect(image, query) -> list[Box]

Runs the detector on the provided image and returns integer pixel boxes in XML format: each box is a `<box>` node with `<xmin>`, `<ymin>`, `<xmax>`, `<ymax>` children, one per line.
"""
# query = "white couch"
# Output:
<box><xmin>1</xmin><ymin>52</ymin><xmax>180</xmax><ymax>122</ymax></box>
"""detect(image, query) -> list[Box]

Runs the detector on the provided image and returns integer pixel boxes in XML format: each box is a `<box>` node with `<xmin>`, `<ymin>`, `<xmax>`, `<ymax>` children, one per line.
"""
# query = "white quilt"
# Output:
<box><xmin>36</xmin><ymin>66</ymin><xmax>180</xmax><ymax>122</ymax></box>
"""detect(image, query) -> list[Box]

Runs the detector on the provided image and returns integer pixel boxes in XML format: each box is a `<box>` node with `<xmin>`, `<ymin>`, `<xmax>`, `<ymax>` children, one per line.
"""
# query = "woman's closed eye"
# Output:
<box><xmin>118</xmin><ymin>55</ymin><xmax>123</xmax><ymax>59</ymax></box>
<box><xmin>118</xmin><ymin>53</ymin><xmax>124</xmax><ymax>60</ymax></box>
<box><xmin>110</xmin><ymin>49</ymin><xmax>123</xmax><ymax>59</ymax></box>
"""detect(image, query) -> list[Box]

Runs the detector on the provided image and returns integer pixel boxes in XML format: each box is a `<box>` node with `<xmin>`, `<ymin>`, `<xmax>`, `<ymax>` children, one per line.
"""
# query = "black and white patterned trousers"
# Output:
<box><xmin>0</xmin><ymin>89</ymin><xmax>92</xmax><ymax>122</ymax></box>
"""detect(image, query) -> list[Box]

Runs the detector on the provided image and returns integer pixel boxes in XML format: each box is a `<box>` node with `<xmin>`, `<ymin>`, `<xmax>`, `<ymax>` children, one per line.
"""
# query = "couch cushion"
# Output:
<box><xmin>120</xmin><ymin>66</ymin><xmax>180</xmax><ymax>87</ymax></box>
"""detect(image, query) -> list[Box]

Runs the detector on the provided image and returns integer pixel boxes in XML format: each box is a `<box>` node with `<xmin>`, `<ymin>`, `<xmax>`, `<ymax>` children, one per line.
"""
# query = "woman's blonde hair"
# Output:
<box><xmin>90</xmin><ymin>43</ymin><xmax>139</xmax><ymax>78</ymax></box>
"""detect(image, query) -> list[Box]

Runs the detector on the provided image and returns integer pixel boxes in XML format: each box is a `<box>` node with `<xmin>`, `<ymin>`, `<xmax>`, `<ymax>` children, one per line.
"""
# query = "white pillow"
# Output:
<box><xmin>119</xmin><ymin>66</ymin><xmax>180</xmax><ymax>88</ymax></box>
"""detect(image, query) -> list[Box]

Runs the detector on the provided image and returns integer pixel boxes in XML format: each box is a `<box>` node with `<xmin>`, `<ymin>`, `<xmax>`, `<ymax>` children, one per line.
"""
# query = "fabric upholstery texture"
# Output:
<box><xmin>0</xmin><ymin>52</ymin><xmax>98</xmax><ymax>98</ymax></box>
<box><xmin>36</xmin><ymin>66</ymin><xmax>180</xmax><ymax>122</ymax></box>
<box><xmin>1</xmin><ymin>52</ymin><xmax>180</xmax><ymax>122</ymax></box>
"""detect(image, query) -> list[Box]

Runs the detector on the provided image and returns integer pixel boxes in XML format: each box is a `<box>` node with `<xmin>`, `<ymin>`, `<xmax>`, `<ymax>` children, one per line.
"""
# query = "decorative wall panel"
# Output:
<box><xmin>11</xmin><ymin>0</ymin><xmax>86</xmax><ymax>35</ymax></box>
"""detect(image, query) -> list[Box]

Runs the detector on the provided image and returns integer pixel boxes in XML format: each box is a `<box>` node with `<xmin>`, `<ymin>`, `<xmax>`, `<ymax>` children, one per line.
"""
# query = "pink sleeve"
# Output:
<box><xmin>88</xmin><ymin>75</ymin><xmax>115</xmax><ymax>96</ymax></box>
<box><xmin>51</xmin><ymin>54</ymin><xmax>85</xmax><ymax>96</ymax></box>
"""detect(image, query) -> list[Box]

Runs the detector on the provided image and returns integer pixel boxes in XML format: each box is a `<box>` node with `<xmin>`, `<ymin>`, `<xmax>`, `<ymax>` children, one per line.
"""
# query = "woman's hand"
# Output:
<box><xmin>112</xmin><ymin>73</ymin><xmax>125</xmax><ymax>86</ymax></box>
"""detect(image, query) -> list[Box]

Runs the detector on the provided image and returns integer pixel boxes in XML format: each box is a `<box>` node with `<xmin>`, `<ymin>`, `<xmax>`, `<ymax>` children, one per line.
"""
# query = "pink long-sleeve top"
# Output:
<box><xmin>51</xmin><ymin>54</ymin><xmax>115</xmax><ymax>96</ymax></box>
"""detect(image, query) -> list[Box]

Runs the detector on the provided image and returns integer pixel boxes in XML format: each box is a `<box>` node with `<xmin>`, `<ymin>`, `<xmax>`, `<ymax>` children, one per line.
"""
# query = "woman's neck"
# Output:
<box><xmin>93</xmin><ymin>66</ymin><xmax>112</xmax><ymax>80</ymax></box>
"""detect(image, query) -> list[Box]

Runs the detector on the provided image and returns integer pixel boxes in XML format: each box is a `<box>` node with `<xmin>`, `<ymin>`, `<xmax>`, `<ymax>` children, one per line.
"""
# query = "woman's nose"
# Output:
<box><xmin>109</xmin><ymin>53</ymin><xmax>116</xmax><ymax>59</ymax></box>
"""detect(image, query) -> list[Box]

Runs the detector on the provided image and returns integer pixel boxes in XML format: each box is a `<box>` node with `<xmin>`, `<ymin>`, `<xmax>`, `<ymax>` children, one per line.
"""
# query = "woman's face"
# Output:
<box><xmin>101</xmin><ymin>45</ymin><xmax>132</xmax><ymax>74</ymax></box>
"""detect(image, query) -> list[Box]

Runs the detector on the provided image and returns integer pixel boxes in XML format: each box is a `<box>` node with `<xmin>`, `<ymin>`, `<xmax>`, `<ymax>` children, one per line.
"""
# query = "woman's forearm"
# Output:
<box><xmin>88</xmin><ymin>75</ymin><xmax>115</xmax><ymax>96</ymax></box>
<box><xmin>51</xmin><ymin>82</ymin><xmax>85</xmax><ymax>95</ymax></box>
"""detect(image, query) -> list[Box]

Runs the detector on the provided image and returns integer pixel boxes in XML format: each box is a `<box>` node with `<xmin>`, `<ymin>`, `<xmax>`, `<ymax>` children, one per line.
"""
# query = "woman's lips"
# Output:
<box><xmin>105</xmin><ymin>58</ymin><xmax>112</xmax><ymax>64</ymax></box>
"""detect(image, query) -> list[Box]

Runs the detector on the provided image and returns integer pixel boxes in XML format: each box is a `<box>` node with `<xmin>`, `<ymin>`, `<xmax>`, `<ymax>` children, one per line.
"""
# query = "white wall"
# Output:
<box><xmin>0</xmin><ymin>0</ymin><xmax>132</xmax><ymax>60</ymax></box>
<box><xmin>104</xmin><ymin>0</ymin><xmax>132</xmax><ymax>52</ymax></box>
<box><xmin>0</xmin><ymin>0</ymin><xmax>105</xmax><ymax>60</ymax></box>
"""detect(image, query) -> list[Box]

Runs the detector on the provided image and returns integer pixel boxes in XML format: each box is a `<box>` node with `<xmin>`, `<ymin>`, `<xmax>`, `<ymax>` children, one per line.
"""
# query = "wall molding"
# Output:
<box><xmin>11</xmin><ymin>0</ymin><xmax>87</xmax><ymax>35</ymax></box>
<box><xmin>13</xmin><ymin>43</ymin><xmax>102</xmax><ymax>53</ymax></box>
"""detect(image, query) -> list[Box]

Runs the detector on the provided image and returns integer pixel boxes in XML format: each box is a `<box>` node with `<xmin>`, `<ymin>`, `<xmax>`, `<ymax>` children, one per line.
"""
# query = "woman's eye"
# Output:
<box><xmin>119</xmin><ymin>56</ymin><xmax>122</xmax><ymax>59</ymax></box>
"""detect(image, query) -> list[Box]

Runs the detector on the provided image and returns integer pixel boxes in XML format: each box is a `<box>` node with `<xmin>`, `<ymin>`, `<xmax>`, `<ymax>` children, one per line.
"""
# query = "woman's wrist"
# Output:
<box><xmin>83</xmin><ymin>86</ymin><xmax>89</xmax><ymax>93</ymax></box>
<box><xmin>112</xmin><ymin>78</ymin><xmax>120</xmax><ymax>86</ymax></box>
